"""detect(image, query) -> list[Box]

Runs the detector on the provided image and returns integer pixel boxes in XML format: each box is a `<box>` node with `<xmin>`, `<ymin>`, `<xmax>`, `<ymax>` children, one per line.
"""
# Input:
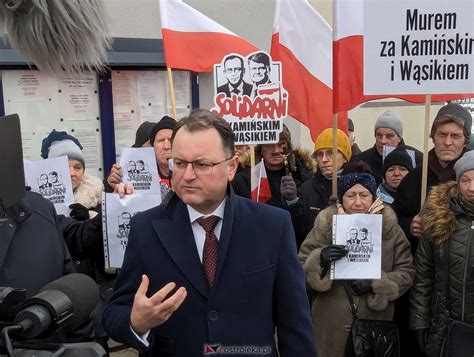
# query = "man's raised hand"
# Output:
<box><xmin>131</xmin><ymin>275</ymin><xmax>187</xmax><ymax>335</ymax></box>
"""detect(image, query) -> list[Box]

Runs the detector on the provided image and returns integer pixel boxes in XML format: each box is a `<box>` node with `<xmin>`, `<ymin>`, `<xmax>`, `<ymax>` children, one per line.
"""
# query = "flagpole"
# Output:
<box><xmin>250</xmin><ymin>146</ymin><xmax>256</xmax><ymax>201</ymax></box>
<box><xmin>331</xmin><ymin>0</ymin><xmax>338</xmax><ymax>199</ymax></box>
<box><xmin>420</xmin><ymin>94</ymin><xmax>431</xmax><ymax>207</ymax></box>
<box><xmin>332</xmin><ymin>113</ymin><xmax>338</xmax><ymax>197</ymax></box>
<box><xmin>167</xmin><ymin>67</ymin><xmax>178</xmax><ymax>119</ymax></box>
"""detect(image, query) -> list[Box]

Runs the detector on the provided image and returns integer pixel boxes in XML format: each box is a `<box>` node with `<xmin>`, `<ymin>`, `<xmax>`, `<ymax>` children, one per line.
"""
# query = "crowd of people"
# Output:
<box><xmin>1</xmin><ymin>103</ymin><xmax>473</xmax><ymax>357</ymax></box>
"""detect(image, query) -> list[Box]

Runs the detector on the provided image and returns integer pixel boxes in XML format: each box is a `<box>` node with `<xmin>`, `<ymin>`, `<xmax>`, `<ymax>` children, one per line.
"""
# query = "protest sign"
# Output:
<box><xmin>119</xmin><ymin>147</ymin><xmax>160</xmax><ymax>194</ymax></box>
<box><xmin>102</xmin><ymin>193</ymin><xmax>160</xmax><ymax>268</ymax></box>
<box><xmin>364</xmin><ymin>0</ymin><xmax>474</xmax><ymax>94</ymax></box>
<box><xmin>331</xmin><ymin>214</ymin><xmax>382</xmax><ymax>280</ymax></box>
<box><xmin>24</xmin><ymin>156</ymin><xmax>74</xmax><ymax>215</ymax></box>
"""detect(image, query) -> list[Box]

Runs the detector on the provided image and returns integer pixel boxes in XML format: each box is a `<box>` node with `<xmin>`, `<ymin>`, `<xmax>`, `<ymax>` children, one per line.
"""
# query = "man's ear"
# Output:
<box><xmin>227</xmin><ymin>155</ymin><xmax>240</xmax><ymax>181</ymax></box>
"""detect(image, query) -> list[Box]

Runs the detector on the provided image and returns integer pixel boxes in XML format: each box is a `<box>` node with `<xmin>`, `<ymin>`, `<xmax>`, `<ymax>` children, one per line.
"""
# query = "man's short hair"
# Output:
<box><xmin>49</xmin><ymin>171</ymin><xmax>58</xmax><ymax>176</ymax></box>
<box><xmin>172</xmin><ymin>109</ymin><xmax>235</xmax><ymax>157</ymax></box>
<box><xmin>224</xmin><ymin>55</ymin><xmax>244</xmax><ymax>69</ymax></box>
<box><xmin>430</xmin><ymin>103</ymin><xmax>472</xmax><ymax>145</ymax></box>
<box><xmin>136</xmin><ymin>160</ymin><xmax>145</xmax><ymax>165</ymax></box>
<box><xmin>359</xmin><ymin>228</ymin><xmax>368</xmax><ymax>234</ymax></box>
<box><xmin>248</xmin><ymin>52</ymin><xmax>271</xmax><ymax>67</ymax></box>
<box><xmin>122</xmin><ymin>212</ymin><xmax>131</xmax><ymax>219</ymax></box>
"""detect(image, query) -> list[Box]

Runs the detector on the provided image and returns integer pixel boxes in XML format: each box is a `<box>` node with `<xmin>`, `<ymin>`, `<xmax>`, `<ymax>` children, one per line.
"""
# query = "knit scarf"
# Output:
<box><xmin>428</xmin><ymin>148</ymin><xmax>467</xmax><ymax>183</ymax></box>
<box><xmin>459</xmin><ymin>196</ymin><xmax>474</xmax><ymax>219</ymax></box>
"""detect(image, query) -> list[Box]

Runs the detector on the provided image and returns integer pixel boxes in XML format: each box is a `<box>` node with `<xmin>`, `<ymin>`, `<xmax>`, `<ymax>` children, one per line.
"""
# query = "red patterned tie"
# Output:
<box><xmin>197</xmin><ymin>215</ymin><xmax>220</xmax><ymax>287</ymax></box>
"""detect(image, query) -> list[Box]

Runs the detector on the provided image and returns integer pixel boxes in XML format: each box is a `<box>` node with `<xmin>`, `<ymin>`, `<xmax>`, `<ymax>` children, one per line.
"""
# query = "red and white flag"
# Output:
<box><xmin>333</xmin><ymin>0</ymin><xmax>473</xmax><ymax>112</ymax></box>
<box><xmin>271</xmin><ymin>0</ymin><xmax>338</xmax><ymax>140</ymax></box>
<box><xmin>251</xmin><ymin>159</ymin><xmax>271</xmax><ymax>203</ymax></box>
<box><xmin>159</xmin><ymin>0</ymin><xmax>258</xmax><ymax>72</ymax></box>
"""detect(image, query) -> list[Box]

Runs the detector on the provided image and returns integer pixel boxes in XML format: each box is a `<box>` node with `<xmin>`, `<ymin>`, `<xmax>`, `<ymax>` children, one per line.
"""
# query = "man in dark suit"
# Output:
<box><xmin>217</xmin><ymin>54</ymin><xmax>252</xmax><ymax>98</ymax></box>
<box><xmin>103</xmin><ymin>109</ymin><xmax>316</xmax><ymax>356</ymax></box>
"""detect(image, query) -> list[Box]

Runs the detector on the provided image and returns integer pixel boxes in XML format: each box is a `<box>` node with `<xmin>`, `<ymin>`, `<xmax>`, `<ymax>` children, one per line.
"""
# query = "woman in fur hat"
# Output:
<box><xmin>409</xmin><ymin>150</ymin><xmax>474</xmax><ymax>357</ymax></box>
<box><xmin>299</xmin><ymin>162</ymin><xmax>414</xmax><ymax>357</ymax></box>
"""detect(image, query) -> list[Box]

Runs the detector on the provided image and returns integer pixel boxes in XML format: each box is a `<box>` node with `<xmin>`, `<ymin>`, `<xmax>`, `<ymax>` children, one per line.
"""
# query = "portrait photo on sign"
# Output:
<box><xmin>214</xmin><ymin>51</ymin><xmax>281</xmax><ymax>99</ymax></box>
<box><xmin>119</xmin><ymin>147</ymin><xmax>161</xmax><ymax>194</ymax></box>
<box><xmin>331</xmin><ymin>214</ymin><xmax>382</xmax><ymax>280</ymax></box>
<box><xmin>212</xmin><ymin>51</ymin><xmax>288</xmax><ymax>146</ymax></box>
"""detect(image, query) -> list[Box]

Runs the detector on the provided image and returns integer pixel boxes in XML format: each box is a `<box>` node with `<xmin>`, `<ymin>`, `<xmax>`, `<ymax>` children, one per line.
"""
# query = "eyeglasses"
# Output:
<box><xmin>170</xmin><ymin>157</ymin><xmax>233</xmax><ymax>175</ymax></box>
<box><xmin>315</xmin><ymin>150</ymin><xmax>333</xmax><ymax>160</ymax></box>
<box><xmin>224</xmin><ymin>68</ymin><xmax>242</xmax><ymax>74</ymax></box>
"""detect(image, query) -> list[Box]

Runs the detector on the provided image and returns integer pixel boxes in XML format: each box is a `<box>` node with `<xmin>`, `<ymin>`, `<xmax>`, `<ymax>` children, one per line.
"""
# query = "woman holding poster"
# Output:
<box><xmin>409</xmin><ymin>151</ymin><xmax>474</xmax><ymax>357</ymax></box>
<box><xmin>298</xmin><ymin>162</ymin><xmax>414</xmax><ymax>357</ymax></box>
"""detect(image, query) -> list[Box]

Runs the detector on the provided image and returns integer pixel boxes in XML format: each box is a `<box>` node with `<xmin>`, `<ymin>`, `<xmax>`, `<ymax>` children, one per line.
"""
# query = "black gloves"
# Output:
<box><xmin>69</xmin><ymin>203</ymin><xmax>90</xmax><ymax>221</ymax></box>
<box><xmin>350</xmin><ymin>280</ymin><xmax>373</xmax><ymax>295</ymax></box>
<box><xmin>280</xmin><ymin>175</ymin><xmax>297</xmax><ymax>201</ymax></box>
<box><xmin>414</xmin><ymin>329</ymin><xmax>428</xmax><ymax>354</ymax></box>
<box><xmin>320</xmin><ymin>245</ymin><xmax>348</xmax><ymax>271</ymax></box>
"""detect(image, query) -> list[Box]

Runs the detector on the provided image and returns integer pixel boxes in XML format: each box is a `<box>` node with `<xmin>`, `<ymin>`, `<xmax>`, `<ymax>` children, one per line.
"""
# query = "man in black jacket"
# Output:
<box><xmin>355</xmin><ymin>110</ymin><xmax>422</xmax><ymax>185</ymax></box>
<box><xmin>231</xmin><ymin>125</ymin><xmax>313</xmax><ymax>209</ymax></box>
<box><xmin>393</xmin><ymin>103</ymin><xmax>472</xmax><ymax>250</ymax></box>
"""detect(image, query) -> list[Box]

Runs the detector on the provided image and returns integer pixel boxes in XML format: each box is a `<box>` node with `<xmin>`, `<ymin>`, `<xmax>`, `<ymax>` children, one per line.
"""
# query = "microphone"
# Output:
<box><xmin>13</xmin><ymin>274</ymin><xmax>99</xmax><ymax>339</ymax></box>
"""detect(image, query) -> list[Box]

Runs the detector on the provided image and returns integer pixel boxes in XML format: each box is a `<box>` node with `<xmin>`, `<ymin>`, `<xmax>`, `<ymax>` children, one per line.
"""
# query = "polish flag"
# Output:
<box><xmin>251</xmin><ymin>159</ymin><xmax>271</xmax><ymax>203</ymax></box>
<box><xmin>159</xmin><ymin>0</ymin><xmax>258</xmax><ymax>72</ymax></box>
<box><xmin>334</xmin><ymin>0</ymin><xmax>473</xmax><ymax>112</ymax></box>
<box><xmin>271</xmin><ymin>0</ymin><xmax>339</xmax><ymax>140</ymax></box>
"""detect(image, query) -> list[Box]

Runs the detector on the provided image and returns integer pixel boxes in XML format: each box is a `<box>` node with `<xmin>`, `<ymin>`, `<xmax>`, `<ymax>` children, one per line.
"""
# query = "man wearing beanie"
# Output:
<box><xmin>392</xmin><ymin>103</ymin><xmax>472</xmax><ymax>355</ymax></box>
<box><xmin>355</xmin><ymin>110</ymin><xmax>422</xmax><ymax>185</ymax></box>
<box><xmin>289</xmin><ymin>128</ymin><xmax>351</xmax><ymax>248</ymax></box>
<box><xmin>232</xmin><ymin>125</ymin><xmax>314</xmax><ymax>210</ymax></box>
<box><xmin>377</xmin><ymin>148</ymin><xmax>413</xmax><ymax>204</ymax></box>
<box><xmin>106</xmin><ymin>116</ymin><xmax>177</xmax><ymax>200</ymax></box>
<box><xmin>132</xmin><ymin>121</ymin><xmax>155</xmax><ymax>148</ymax></box>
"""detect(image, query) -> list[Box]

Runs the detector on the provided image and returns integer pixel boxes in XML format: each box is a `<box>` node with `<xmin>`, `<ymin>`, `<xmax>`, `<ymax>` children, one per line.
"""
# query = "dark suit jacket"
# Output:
<box><xmin>217</xmin><ymin>81</ymin><xmax>253</xmax><ymax>97</ymax></box>
<box><xmin>103</xmin><ymin>190</ymin><xmax>316</xmax><ymax>356</ymax></box>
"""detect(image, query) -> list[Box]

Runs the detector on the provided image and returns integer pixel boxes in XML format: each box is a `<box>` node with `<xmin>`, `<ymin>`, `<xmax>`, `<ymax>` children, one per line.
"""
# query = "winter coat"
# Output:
<box><xmin>299</xmin><ymin>204</ymin><xmax>415</xmax><ymax>357</ymax></box>
<box><xmin>355</xmin><ymin>144</ymin><xmax>422</xmax><ymax>186</ymax></box>
<box><xmin>71</xmin><ymin>174</ymin><xmax>109</xmax><ymax>283</ymax></box>
<box><xmin>287</xmin><ymin>170</ymin><xmax>333</xmax><ymax>248</ymax></box>
<box><xmin>392</xmin><ymin>148</ymin><xmax>469</xmax><ymax>254</ymax></box>
<box><xmin>231</xmin><ymin>149</ymin><xmax>314</xmax><ymax>208</ymax></box>
<box><xmin>74</xmin><ymin>174</ymin><xmax>103</xmax><ymax>218</ymax></box>
<box><xmin>0</xmin><ymin>191</ymin><xmax>75</xmax><ymax>296</ymax></box>
<box><xmin>409</xmin><ymin>182</ymin><xmax>474</xmax><ymax>357</ymax></box>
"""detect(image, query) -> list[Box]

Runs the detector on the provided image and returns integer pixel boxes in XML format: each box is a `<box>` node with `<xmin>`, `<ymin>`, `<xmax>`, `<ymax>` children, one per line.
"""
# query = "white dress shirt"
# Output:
<box><xmin>187</xmin><ymin>199</ymin><xmax>225</xmax><ymax>262</ymax></box>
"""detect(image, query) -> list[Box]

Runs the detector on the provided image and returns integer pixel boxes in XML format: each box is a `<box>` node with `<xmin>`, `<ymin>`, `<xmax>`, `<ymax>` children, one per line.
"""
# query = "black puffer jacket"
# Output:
<box><xmin>409</xmin><ymin>182</ymin><xmax>474</xmax><ymax>357</ymax></box>
<box><xmin>287</xmin><ymin>170</ymin><xmax>332</xmax><ymax>248</ymax></box>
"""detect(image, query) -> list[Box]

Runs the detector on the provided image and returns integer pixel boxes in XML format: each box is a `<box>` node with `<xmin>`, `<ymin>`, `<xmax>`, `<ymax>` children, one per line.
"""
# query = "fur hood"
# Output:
<box><xmin>421</xmin><ymin>181</ymin><xmax>460</xmax><ymax>245</ymax></box>
<box><xmin>74</xmin><ymin>174</ymin><xmax>103</xmax><ymax>209</ymax></box>
<box><xmin>239</xmin><ymin>148</ymin><xmax>315</xmax><ymax>172</ymax></box>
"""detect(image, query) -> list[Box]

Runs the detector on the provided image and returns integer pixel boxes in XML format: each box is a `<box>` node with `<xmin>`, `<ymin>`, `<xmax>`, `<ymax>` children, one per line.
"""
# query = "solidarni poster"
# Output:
<box><xmin>24</xmin><ymin>156</ymin><xmax>74</xmax><ymax>216</ymax></box>
<box><xmin>331</xmin><ymin>214</ymin><xmax>382</xmax><ymax>280</ymax></box>
<box><xmin>102</xmin><ymin>193</ymin><xmax>161</xmax><ymax>268</ymax></box>
<box><xmin>119</xmin><ymin>147</ymin><xmax>161</xmax><ymax>194</ymax></box>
